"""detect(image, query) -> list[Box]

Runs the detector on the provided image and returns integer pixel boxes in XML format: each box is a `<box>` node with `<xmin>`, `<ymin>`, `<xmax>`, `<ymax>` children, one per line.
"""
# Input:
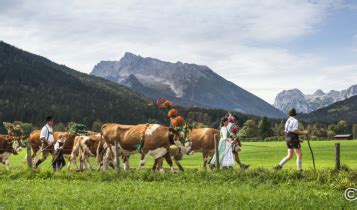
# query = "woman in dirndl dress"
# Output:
<box><xmin>210</xmin><ymin>117</ymin><xmax>234</xmax><ymax>168</ymax></box>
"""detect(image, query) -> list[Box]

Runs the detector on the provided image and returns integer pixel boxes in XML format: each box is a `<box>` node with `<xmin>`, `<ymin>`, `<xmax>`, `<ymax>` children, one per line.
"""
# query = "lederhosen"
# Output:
<box><xmin>285</xmin><ymin>120</ymin><xmax>300</xmax><ymax>149</ymax></box>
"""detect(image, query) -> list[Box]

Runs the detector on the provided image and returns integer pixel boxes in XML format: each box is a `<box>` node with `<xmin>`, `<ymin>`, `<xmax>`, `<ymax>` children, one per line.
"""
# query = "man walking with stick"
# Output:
<box><xmin>274</xmin><ymin>108</ymin><xmax>308</xmax><ymax>171</ymax></box>
<box><xmin>35</xmin><ymin>116</ymin><xmax>55</xmax><ymax>169</ymax></box>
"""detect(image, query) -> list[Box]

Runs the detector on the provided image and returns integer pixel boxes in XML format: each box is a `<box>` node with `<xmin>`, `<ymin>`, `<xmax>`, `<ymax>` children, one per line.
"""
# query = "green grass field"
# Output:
<box><xmin>0</xmin><ymin>140</ymin><xmax>356</xmax><ymax>209</ymax></box>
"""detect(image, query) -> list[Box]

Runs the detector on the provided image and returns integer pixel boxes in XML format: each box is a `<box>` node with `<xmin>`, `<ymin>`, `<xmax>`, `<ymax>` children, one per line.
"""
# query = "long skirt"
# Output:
<box><xmin>210</xmin><ymin>139</ymin><xmax>234</xmax><ymax>167</ymax></box>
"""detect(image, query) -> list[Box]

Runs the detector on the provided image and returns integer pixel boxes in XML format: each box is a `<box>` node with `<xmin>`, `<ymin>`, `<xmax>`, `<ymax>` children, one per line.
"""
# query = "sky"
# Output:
<box><xmin>0</xmin><ymin>0</ymin><xmax>356</xmax><ymax>103</ymax></box>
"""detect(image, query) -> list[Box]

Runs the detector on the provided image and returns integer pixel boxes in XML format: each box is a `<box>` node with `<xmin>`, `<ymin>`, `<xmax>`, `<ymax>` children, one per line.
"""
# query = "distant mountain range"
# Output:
<box><xmin>300</xmin><ymin>95</ymin><xmax>357</xmax><ymax>123</ymax></box>
<box><xmin>0</xmin><ymin>41</ymin><xmax>248</xmax><ymax>128</ymax></box>
<box><xmin>274</xmin><ymin>85</ymin><xmax>357</xmax><ymax>114</ymax></box>
<box><xmin>91</xmin><ymin>52</ymin><xmax>285</xmax><ymax>118</ymax></box>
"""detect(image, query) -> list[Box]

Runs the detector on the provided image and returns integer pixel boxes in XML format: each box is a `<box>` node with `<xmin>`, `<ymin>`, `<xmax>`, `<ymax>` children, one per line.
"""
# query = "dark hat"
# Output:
<box><xmin>288</xmin><ymin>108</ymin><xmax>297</xmax><ymax>116</ymax></box>
<box><xmin>46</xmin><ymin>116</ymin><xmax>53</xmax><ymax>122</ymax></box>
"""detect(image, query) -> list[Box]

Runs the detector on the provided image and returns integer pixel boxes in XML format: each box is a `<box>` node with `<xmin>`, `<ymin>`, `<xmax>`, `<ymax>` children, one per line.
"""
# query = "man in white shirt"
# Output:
<box><xmin>35</xmin><ymin>116</ymin><xmax>55</xmax><ymax>168</ymax></box>
<box><xmin>274</xmin><ymin>108</ymin><xmax>308</xmax><ymax>170</ymax></box>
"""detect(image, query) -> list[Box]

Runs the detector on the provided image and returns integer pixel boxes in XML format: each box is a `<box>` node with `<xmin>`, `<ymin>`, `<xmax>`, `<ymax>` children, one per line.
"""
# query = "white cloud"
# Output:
<box><xmin>0</xmin><ymin>0</ymin><xmax>353</xmax><ymax>104</ymax></box>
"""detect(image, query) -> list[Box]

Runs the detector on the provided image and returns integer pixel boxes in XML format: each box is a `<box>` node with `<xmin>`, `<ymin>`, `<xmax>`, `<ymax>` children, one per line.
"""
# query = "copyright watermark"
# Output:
<box><xmin>345</xmin><ymin>188</ymin><xmax>357</xmax><ymax>201</ymax></box>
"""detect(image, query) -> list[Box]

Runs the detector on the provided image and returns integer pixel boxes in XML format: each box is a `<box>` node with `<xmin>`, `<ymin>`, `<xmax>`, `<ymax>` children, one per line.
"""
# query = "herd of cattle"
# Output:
<box><xmin>0</xmin><ymin>123</ymin><xmax>242</xmax><ymax>172</ymax></box>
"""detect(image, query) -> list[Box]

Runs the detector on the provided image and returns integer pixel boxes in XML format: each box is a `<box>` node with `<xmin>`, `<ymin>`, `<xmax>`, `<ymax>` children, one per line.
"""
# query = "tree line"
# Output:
<box><xmin>5</xmin><ymin>114</ymin><xmax>356</xmax><ymax>142</ymax></box>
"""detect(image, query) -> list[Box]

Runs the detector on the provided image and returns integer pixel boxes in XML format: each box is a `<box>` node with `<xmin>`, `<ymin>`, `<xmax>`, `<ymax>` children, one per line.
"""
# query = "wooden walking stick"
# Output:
<box><xmin>306</xmin><ymin>132</ymin><xmax>316</xmax><ymax>170</ymax></box>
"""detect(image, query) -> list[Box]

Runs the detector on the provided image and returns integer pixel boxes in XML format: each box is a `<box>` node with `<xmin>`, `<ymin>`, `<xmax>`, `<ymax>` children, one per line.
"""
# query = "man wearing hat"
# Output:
<box><xmin>35</xmin><ymin>116</ymin><xmax>55</xmax><ymax>168</ymax></box>
<box><xmin>274</xmin><ymin>108</ymin><xmax>308</xmax><ymax>170</ymax></box>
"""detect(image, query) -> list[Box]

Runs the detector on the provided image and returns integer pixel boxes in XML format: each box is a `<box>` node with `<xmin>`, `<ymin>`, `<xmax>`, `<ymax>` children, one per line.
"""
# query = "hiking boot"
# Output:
<box><xmin>274</xmin><ymin>164</ymin><xmax>282</xmax><ymax>170</ymax></box>
<box><xmin>240</xmin><ymin>164</ymin><xmax>250</xmax><ymax>169</ymax></box>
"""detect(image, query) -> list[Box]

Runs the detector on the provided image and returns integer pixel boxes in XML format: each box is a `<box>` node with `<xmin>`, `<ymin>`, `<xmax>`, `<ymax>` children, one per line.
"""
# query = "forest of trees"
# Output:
<box><xmin>238</xmin><ymin>118</ymin><xmax>356</xmax><ymax>141</ymax></box>
<box><xmin>5</xmin><ymin>116</ymin><xmax>356</xmax><ymax>142</ymax></box>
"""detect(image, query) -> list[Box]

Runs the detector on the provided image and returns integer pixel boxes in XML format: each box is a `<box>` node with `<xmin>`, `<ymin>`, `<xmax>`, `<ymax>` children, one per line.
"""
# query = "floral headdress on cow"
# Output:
<box><xmin>156</xmin><ymin>98</ymin><xmax>191</xmax><ymax>133</ymax></box>
<box><xmin>68</xmin><ymin>123</ymin><xmax>89</xmax><ymax>136</ymax></box>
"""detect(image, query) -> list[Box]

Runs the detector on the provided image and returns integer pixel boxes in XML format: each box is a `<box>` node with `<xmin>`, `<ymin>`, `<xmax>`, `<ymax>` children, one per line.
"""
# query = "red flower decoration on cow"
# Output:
<box><xmin>156</xmin><ymin>98</ymin><xmax>173</xmax><ymax>109</ymax></box>
<box><xmin>156</xmin><ymin>97</ymin><xmax>190</xmax><ymax>129</ymax></box>
<box><xmin>168</xmin><ymin>109</ymin><xmax>179</xmax><ymax>118</ymax></box>
<box><xmin>171</xmin><ymin>116</ymin><xmax>185</xmax><ymax>127</ymax></box>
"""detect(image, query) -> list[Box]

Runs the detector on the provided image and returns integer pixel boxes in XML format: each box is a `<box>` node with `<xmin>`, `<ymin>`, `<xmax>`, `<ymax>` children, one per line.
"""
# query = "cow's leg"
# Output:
<box><xmin>97</xmin><ymin>162</ymin><xmax>103</xmax><ymax>171</ymax></box>
<box><xmin>4</xmin><ymin>158</ymin><xmax>10</xmax><ymax>170</ymax></box>
<box><xmin>79</xmin><ymin>159</ymin><xmax>84</xmax><ymax>171</ymax></box>
<box><xmin>102</xmin><ymin>152</ymin><xmax>112</xmax><ymax>171</ymax></box>
<box><xmin>1</xmin><ymin>153</ymin><xmax>10</xmax><ymax>170</ymax></box>
<box><xmin>31</xmin><ymin>147</ymin><xmax>39</xmax><ymax>159</ymax></box>
<box><xmin>164</xmin><ymin>152</ymin><xmax>178</xmax><ymax>173</ymax></box>
<box><xmin>67</xmin><ymin>156</ymin><xmax>71</xmax><ymax>170</ymax></box>
<box><xmin>79</xmin><ymin>150</ymin><xmax>86</xmax><ymax>171</ymax></box>
<box><xmin>123</xmin><ymin>155</ymin><xmax>130</xmax><ymax>172</ymax></box>
<box><xmin>84</xmin><ymin>155</ymin><xmax>93</xmax><ymax>170</ymax></box>
<box><xmin>31</xmin><ymin>146</ymin><xmax>40</xmax><ymax>165</ymax></box>
<box><xmin>173</xmin><ymin>159</ymin><xmax>183</xmax><ymax>172</ymax></box>
<box><xmin>137</xmin><ymin>153</ymin><xmax>149</xmax><ymax>170</ymax></box>
<box><xmin>152</xmin><ymin>158</ymin><xmax>158</xmax><ymax>172</ymax></box>
<box><xmin>101</xmin><ymin>147</ymin><xmax>111</xmax><ymax>171</ymax></box>
<box><xmin>68</xmin><ymin>152</ymin><xmax>77</xmax><ymax>171</ymax></box>
<box><xmin>156</xmin><ymin>157</ymin><xmax>165</xmax><ymax>173</ymax></box>
<box><xmin>203</xmin><ymin>152</ymin><xmax>209</xmax><ymax>169</ymax></box>
<box><xmin>109</xmin><ymin>161</ymin><xmax>115</xmax><ymax>169</ymax></box>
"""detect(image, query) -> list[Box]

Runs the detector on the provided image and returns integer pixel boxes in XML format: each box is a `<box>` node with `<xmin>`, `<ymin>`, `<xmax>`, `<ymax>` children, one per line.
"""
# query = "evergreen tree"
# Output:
<box><xmin>241</xmin><ymin>119</ymin><xmax>258</xmax><ymax>138</ymax></box>
<box><xmin>258</xmin><ymin>117</ymin><xmax>273</xmax><ymax>139</ymax></box>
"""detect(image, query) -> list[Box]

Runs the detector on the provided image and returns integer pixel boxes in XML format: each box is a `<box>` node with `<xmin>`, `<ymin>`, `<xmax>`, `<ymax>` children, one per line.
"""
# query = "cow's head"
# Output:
<box><xmin>58</xmin><ymin>132</ymin><xmax>76</xmax><ymax>143</ymax></box>
<box><xmin>169</xmin><ymin>124</ymin><xmax>192</xmax><ymax>155</ymax></box>
<box><xmin>6</xmin><ymin>136</ymin><xmax>20</xmax><ymax>155</ymax></box>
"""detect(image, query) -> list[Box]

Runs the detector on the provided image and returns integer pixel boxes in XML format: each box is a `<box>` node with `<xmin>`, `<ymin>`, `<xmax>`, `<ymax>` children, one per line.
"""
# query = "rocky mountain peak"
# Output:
<box><xmin>274</xmin><ymin>85</ymin><xmax>357</xmax><ymax>114</ymax></box>
<box><xmin>313</xmin><ymin>89</ymin><xmax>325</xmax><ymax>96</ymax></box>
<box><xmin>91</xmin><ymin>53</ymin><xmax>285</xmax><ymax>118</ymax></box>
<box><xmin>274</xmin><ymin>89</ymin><xmax>309</xmax><ymax>114</ymax></box>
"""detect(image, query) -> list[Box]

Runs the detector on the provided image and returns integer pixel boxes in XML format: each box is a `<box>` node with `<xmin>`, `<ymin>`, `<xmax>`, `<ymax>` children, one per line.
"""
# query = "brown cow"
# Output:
<box><xmin>96</xmin><ymin>140</ymin><xmax>115</xmax><ymax>171</ymax></box>
<box><xmin>28</xmin><ymin>130</ymin><xmax>77</xmax><ymax>164</ymax></box>
<box><xmin>0</xmin><ymin>135</ymin><xmax>19</xmax><ymax>169</ymax></box>
<box><xmin>101</xmin><ymin>123</ymin><xmax>191</xmax><ymax>172</ymax></box>
<box><xmin>171</xmin><ymin>128</ymin><xmax>249</xmax><ymax>170</ymax></box>
<box><xmin>68</xmin><ymin>132</ymin><xmax>103</xmax><ymax>171</ymax></box>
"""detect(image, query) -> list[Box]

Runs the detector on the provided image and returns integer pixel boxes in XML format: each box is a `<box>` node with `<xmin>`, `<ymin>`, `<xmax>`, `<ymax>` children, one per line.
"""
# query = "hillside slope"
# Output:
<box><xmin>0</xmin><ymin>41</ymin><xmax>160</xmax><ymax>126</ymax></box>
<box><xmin>300</xmin><ymin>95</ymin><xmax>357</xmax><ymax>123</ymax></box>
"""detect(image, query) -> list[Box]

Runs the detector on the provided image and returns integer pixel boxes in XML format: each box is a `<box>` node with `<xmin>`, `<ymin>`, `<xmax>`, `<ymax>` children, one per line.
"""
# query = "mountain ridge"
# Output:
<box><xmin>91</xmin><ymin>52</ymin><xmax>285</xmax><ymax>118</ymax></box>
<box><xmin>274</xmin><ymin>85</ymin><xmax>357</xmax><ymax>114</ymax></box>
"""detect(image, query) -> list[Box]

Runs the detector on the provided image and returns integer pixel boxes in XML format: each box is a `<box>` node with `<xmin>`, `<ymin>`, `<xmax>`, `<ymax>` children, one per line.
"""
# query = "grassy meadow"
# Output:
<box><xmin>0</xmin><ymin>140</ymin><xmax>356</xmax><ymax>209</ymax></box>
